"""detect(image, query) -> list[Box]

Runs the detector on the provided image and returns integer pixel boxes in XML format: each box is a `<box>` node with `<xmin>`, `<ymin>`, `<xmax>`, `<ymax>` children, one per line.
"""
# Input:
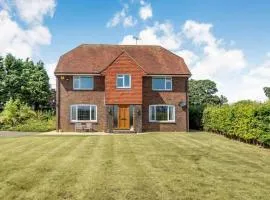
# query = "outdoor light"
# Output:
<box><xmin>60</xmin><ymin>76</ymin><xmax>65</xmax><ymax>80</ymax></box>
<box><xmin>108</xmin><ymin>107</ymin><xmax>112</xmax><ymax>115</ymax></box>
<box><xmin>179</xmin><ymin>101</ymin><xmax>187</xmax><ymax>108</ymax></box>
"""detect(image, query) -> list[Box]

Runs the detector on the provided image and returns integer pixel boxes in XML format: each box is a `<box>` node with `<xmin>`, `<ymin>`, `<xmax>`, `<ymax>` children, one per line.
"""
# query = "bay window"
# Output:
<box><xmin>70</xmin><ymin>104</ymin><xmax>97</xmax><ymax>122</ymax></box>
<box><xmin>149</xmin><ymin>105</ymin><xmax>175</xmax><ymax>122</ymax></box>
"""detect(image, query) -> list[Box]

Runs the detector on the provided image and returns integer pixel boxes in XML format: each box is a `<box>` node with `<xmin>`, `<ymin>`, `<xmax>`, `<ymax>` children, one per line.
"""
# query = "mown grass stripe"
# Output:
<box><xmin>0</xmin><ymin>137</ymin><xmax>82</xmax><ymax>199</ymax></box>
<box><xmin>25</xmin><ymin>136</ymin><xmax>101</xmax><ymax>200</ymax></box>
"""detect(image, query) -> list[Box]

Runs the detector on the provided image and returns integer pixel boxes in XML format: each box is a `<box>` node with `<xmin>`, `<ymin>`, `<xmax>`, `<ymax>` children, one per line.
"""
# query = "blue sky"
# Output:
<box><xmin>1</xmin><ymin>0</ymin><xmax>270</xmax><ymax>102</ymax></box>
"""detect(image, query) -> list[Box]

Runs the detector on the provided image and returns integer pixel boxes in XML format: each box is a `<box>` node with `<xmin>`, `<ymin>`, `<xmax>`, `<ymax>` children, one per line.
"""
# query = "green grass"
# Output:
<box><xmin>0</xmin><ymin>132</ymin><xmax>270</xmax><ymax>200</ymax></box>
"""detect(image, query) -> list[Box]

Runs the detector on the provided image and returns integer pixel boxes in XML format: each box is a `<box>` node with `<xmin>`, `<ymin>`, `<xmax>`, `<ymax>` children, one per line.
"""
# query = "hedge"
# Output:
<box><xmin>202</xmin><ymin>101</ymin><xmax>270</xmax><ymax>147</ymax></box>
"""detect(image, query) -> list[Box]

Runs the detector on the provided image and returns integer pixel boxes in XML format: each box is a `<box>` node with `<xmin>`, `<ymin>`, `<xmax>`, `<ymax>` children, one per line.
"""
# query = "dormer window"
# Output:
<box><xmin>73</xmin><ymin>76</ymin><xmax>93</xmax><ymax>90</ymax></box>
<box><xmin>117</xmin><ymin>74</ymin><xmax>131</xmax><ymax>89</ymax></box>
<box><xmin>152</xmin><ymin>77</ymin><xmax>172</xmax><ymax>91</ymax></box>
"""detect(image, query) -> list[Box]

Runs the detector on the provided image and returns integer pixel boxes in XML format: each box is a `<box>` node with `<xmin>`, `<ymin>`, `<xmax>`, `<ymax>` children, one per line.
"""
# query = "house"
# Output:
<box><xmin>54</xmin><ymin>44</ymin><xmax>191</xmax><ymax>133</ymax></box>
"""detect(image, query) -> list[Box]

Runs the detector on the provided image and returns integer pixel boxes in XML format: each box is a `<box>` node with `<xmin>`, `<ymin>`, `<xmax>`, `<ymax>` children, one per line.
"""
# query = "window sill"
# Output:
<box><xmin>70</xmin><ymin>121</ymin><xmax>97</xmax><ymax>123</ymax></box>
<box><xmin>149</xmin><ymin>121</ymin><xmax>176</xmax><ymax>124</ymax></box>
<box><xmin>73</xmin><ymin>89</ymin><xmax>94</xmax><ymax>91</ymax></box>
<box><xmin>116</xmin><ymin>87</ymin><xmax>131</xmax><ymax>89</ymax></box>
<box><xmin>152</xmin><ymin>89</ymin><xmax>173</xmax><ymax>92</ymax></box>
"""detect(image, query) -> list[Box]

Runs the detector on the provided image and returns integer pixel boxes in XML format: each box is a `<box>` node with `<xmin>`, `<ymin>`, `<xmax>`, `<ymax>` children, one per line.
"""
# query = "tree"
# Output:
<box><xmin>0</xmin><ymin>54</ymin><xmax>51</xmax><ymax>109</ymax></box>
<box><xmin>264</xmin><ymin>87</ymin><xmax>270</xmax><ymax>99</ymax></box>
<box><xmin>189</xmin><ymin>79</ymin><xmax>228</xmax><ymax>129</ymax></box>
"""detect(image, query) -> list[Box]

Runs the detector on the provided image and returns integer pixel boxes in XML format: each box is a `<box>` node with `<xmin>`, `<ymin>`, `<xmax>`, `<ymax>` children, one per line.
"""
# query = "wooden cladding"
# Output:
<box><xmin>103</xmin><ymin>52</ymin><xmax>145</xmax><ymax>104</ymax></box>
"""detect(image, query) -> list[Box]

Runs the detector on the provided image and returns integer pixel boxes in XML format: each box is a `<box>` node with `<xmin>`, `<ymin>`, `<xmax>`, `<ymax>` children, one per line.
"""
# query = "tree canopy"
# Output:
<box><xmin>0</xmin><ymin>54</ymin><xmax>51</xmax><ymax>109</ymax></box>
<box><xmin>264</xmin><ymin>87</ymin><xmax>270</xmax><ymax>99</ymax></box>
<box><xmin>189</xmin><ymin>79</ymin><xmax>228</xmax><ymax>106</ymax></box>
<box><xmin>188</xmin><ymin>79</ymin><xmax>228</xmax><ymax>129</ymax></box>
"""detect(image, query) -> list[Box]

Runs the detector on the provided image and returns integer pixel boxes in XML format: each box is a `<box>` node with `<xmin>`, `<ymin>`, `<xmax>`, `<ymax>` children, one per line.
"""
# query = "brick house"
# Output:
<box><xmin>54</xmin><ymin>44</ymin><xmax>191</xmax><ymax>133</ymax></box>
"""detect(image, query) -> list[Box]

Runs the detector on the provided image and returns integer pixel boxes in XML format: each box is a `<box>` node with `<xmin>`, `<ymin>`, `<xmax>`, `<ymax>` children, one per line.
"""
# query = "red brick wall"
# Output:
<box><xmin>104</xmin><ymin>52</ymin><xmax>145</xmax><ymax>104</ymax></box>
<box><xmin>142</xmin><ymin>77</ymin><xmax>188</xmax><ymax>132</ymax></box>
<box><xmin>57</xmin><ymin>76</ymin><xmax>106</xmax><ymax>132</ymax></box>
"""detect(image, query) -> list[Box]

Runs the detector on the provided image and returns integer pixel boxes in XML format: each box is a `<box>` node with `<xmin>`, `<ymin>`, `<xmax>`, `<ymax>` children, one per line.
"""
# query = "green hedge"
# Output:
<box><xmin>203</xmin><ymin>101</ymin><xmax>270</xmax><ymax>146</ymax></box>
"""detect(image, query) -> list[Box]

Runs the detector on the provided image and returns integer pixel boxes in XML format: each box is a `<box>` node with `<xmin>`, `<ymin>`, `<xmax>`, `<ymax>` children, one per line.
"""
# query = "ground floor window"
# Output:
<box><xmin>70</xmin><ymin>104</ymin><xmax>97</xmax><ymax>122</ymax></box>
<box><xmin>149</xmin><ymin>105</ymin><xmax>175</xmax><ymax>122</ymax></box>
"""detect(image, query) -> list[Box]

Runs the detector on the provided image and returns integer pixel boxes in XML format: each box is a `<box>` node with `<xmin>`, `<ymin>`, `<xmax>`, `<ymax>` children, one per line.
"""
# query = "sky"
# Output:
<box><xmin>0</xmin><ymin>0</ymin><xmax>270</xmax><ymax>102</ymax></box>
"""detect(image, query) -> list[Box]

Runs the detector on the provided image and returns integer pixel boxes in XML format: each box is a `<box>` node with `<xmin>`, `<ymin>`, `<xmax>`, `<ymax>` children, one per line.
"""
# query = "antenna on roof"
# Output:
<box><xmin>132</xmin><ymin>36</ymin><xmax>140</xmax><ymax>45</ymax></box>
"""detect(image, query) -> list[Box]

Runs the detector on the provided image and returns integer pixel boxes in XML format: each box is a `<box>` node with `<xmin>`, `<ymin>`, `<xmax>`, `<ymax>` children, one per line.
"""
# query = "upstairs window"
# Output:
<box><xmin>73</xmin><ymin>76</ymin><xmax>93</xmax><ymax>90</ymax></box>
<box><xmin>152</xmin><ymin>77</ymin><xmax>172</xmax><ymax>91</ymax></box>
<box><xmin>70</xmin><ymin>104</ymin><xmax>97</xmax><ymax>122</ymax></box>
<box><xmin>117</xmin><ymin>74</ymin><xmax>131</xmax><ymax>88</ymax></box>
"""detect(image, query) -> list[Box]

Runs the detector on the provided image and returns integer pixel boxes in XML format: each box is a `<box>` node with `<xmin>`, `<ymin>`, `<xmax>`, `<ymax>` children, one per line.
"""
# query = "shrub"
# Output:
<box><xmin>0</xmin><ymin>99</ymin><xmax>55</xmax><ymax>132</ymax></box>
<box><xmin>9</xmin><ymin>117</ymin><xmax>56</xmax><ymax>132</ymax></box>
<box><xmin>202</xmin><ymin>101</ymin><xmax>270</xmax><ymax>146</ymax></box>
<box><xmin>0</xmin><ymin>99</ymin><xmax>35</xmax><ymax>127</ymax></box>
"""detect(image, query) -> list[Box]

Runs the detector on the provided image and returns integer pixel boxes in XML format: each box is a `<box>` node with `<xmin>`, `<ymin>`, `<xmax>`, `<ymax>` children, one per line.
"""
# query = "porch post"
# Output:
<box><xmin>105</xmin><ymin>105</ymin><xmax>113</xmax><ymax>133</ymax></box>
<box><xmin>134</xmin><ymin>105</ymin><xmax>142</xmax><ymax>133</ymax></box>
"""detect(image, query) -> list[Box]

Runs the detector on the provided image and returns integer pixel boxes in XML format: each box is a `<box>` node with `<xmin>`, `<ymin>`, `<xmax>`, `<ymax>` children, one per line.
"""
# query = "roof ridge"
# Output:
<box><xmin>79</xmin><ymin>43</ymin><xmax>162</xmax><ymax>47</ymax></box>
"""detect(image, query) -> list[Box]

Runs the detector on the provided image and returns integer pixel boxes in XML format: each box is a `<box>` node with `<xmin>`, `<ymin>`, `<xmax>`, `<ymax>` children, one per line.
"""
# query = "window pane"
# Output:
<box><xmin>129</xmin><ymin>105</ymin><xmax>134</xmax><ymax>127</ymax></box>
<box><xmin>169</xmin><ymin>106</ymin><xmax>174</xmax><ymax>121</ymax></box>
<box><xmin>166</xmin><ymin>78</ymin><xmax>172</xmax><ymax>90</ymax></box>
<box><xmin>74</xmin><ymin>77</ymin><xmax>80</xmax><ymax>89</ymax></box>
<box><xmin>117</xmin><ymin>76</ymin><xmax>124</xmax><ymax>87</ymax></box>
<box><xmin>91</xmin><ymin>106</ymin><xmax>96</xmax><ymax>120</ymax></box>
<box><xmin>124</xmin><ymin>75</ymin><xmax>130</xmax><ymax>87</ymax></box>
<box><xmin>77</xmin><ymin>106</ymin><xmax>90</xmax><ymax>120</ymax></box>
<box><xmin>150</xmin><ymin>106</ymin><xmax>155</xmax><ymax>121</ymax></box>
<box><xmin>71</xmin><ymin>106</ymin><xmax>76</xmax><ymax>121</ymax></box>
<box><xmin>156</xmin><ymin>106</ymin><xmax>168</xmax><ymax>121</ymax></box>
<box><xmin>80</xmin><ymin>77</ymin><xmax>93</xmax><ymax>89</ymax></box>
<box><xmin>113</xmin><ymin>105</ymin><xmax>118</xmax><ymax>128</ymax></box>
<box><xmin>153</xmin><ymin>78</ymin><xmax>165</xmax><ymax>90</ymax></box>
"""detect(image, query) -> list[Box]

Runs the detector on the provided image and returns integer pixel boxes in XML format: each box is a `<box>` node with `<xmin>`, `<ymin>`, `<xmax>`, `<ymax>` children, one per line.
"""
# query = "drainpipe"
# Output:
<box><xmin>56</xmin><ymin>76</ymin><xmax>60</xmax><ymax>131</ymax></box>
<box><xmin>186</xmin><ymin>78</ymin><xmax>189</xmax><ymax>132</ymax></box>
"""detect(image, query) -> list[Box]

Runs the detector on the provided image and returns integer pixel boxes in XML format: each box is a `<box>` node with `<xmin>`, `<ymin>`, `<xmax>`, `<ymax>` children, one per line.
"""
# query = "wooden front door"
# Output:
<box><xmin>118</xmin><ymin>105</ymin><xmax>130</xmax><ymax>129</ymax></box>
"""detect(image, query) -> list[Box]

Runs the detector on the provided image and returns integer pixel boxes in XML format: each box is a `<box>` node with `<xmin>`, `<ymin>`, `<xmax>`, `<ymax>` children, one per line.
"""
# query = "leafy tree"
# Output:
<box><xmin>264</xmin><ymin>87</ymin><xmax>270</xmax><ymax>99</ymax></box>
<box><xmin>0</xmin><ymin>54</ymin><xmax>51</xmax><ymax>109</ymax></box>
<box><xmin>189</xmin><ymin>79</ymin><xmax>228</xmax><ymax>129</ymax></box>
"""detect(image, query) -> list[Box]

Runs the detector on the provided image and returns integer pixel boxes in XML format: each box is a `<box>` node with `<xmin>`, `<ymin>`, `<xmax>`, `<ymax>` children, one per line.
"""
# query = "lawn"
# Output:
<box><xmin>0</xmin><ymin>133</ymin><xmax>270</xmax><ymax>200</ymax></box>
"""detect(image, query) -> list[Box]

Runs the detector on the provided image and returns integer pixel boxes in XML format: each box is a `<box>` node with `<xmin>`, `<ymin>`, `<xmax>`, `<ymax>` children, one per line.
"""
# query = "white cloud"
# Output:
<box><xmin>139</xmin><ymin>3</ymin><xmax>152</xmax><ymax>20</ymax></box>
<box><xmin>176</xmin><ymin>50</ymin><xmax>198</xmax><ymax>66</ymax></box>
<box><xmin>45</xmin><ymin>62</ymin><xmax>57</xmax><ymax>88</ymax></box>
<box><xmin>120</xmin><ymin>19</ymin><xmax>269</xmax><ymax>102</ymax></box>
<box><xmin>227</xmin><ymin>58</ymin><xmax>270</xmax><ymax>102</ymax></box>
<box><xmin>123</xmin><ymin>15</ymin><xmax>137</xmax><ymax>27</ymax></box>
<box><xmin>14</xmin><ymin>0</ymin><xmax>56</xmax><ymax>25</ymax></box>
<box><xmin>106</xmin><ymin>4</ymin><xmax>137</xmax><ymax>28</ymax></box>
<box><xmin>0</xmin><ymin>10</ymin><xmax>51</xmax><ymax>59</ymax></box>
<box><xmin>0</xmin><ymin>0</ymin><xmax>55</xmax><ymax>86</ymax></box>
<box><xmin>182</xmin><ymin>20</ymin><xmax>246</xmax><ymax>80</ymax></box>
<box><xmin>120</xmin><ymin>21</ymin><xmax>182</xmax><ymax>50</ymax></box>
<box><xmin>183</xmin><ymin>20</ymin><xmax>217</xmax><ymax>47</ymax></box>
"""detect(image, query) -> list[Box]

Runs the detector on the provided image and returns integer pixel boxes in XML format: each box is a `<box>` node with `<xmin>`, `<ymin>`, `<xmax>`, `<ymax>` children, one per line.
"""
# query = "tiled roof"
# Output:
<box><xmin>55</xmin><ymin>44</ymin><xmax>191</xmax><ymax>76</ymax></box>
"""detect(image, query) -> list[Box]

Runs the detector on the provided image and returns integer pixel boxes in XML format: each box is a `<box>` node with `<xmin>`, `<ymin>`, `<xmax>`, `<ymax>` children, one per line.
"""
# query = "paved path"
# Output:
<box><xmin>39</xmin><ymin>130</ymin><xmax>109</xmax><ymax>136</ymax></box>
<box><xmin>0</xmin><ymin>131</ymin><xmax>40</xmax><ymax>137</ymax></box>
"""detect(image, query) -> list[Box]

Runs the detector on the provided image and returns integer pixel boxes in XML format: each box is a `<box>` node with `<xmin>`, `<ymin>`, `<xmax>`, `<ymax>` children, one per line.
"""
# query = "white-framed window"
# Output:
<box><xmin>149</xmin><ymin>105</ymin><xmax>175</xmax><ymax>122</ymax></box>
<box><xmin>152</xmin><ymin>77</ymin><xmax>172</xmax><ymax>91</ymax></box>
<box><xmin>70</xmin><ymin>104</ymin><xmax>97</xmax><ymax>122</ymax></box>
<box><xmin>73</xmin><ymin>76</ymin><xmax>93</xmax><ymax>90</ymax></box>
<box><xmin>116</xmin><ymin>74</ymin><xmax>131</xmax><ymax>88</ymax></box>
